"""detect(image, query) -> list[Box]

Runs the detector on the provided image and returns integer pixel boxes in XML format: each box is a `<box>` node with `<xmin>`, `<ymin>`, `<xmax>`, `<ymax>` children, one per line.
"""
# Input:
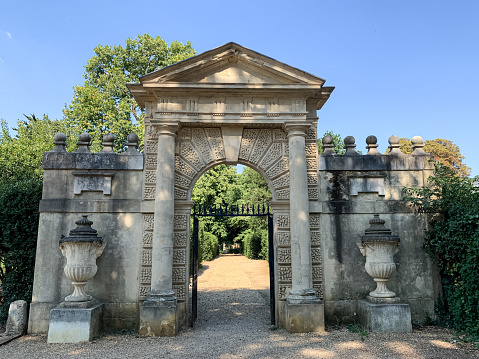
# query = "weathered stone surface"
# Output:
<box><xmin>139</xmin><ymin>297</ymin><xmax>177</xmax><ymax>337</ymax></box>
<box><xmin>357</xmin><ymin>300</ymin><xmax>412</xmax><ymax>333</ymax></box>
<box><xmin>5</xmin><ymin>300</ymin><xmax>28</xmax><ymax>335</ymax></box>
<box><xmin>47</xmin><ymin>301</ymin><xmax>104</xmax><ymax>343</ymax></box>
<box><xmin>285</xmin><ymin>301</ymin><xmax>325</xmax><ymax>333</ymax></box>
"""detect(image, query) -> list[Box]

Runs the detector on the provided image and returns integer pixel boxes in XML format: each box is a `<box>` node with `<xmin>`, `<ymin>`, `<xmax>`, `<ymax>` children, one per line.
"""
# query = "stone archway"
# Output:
<box><xmin>128</xmin><ymin>42</ymin><xmax>334</xmax><ymax>336</ymax></box>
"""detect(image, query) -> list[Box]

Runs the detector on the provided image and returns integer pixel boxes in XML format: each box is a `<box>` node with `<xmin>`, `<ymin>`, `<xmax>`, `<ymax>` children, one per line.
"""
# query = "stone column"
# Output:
<box><xmin>140</xmin><ymin>123</ymin><xmax>179</xmax><ymax>337</ymax></box>
<box><xmin>284</xmin><ymin>123</ymin><xmax>324</xmax><ymax>333</ymax></box>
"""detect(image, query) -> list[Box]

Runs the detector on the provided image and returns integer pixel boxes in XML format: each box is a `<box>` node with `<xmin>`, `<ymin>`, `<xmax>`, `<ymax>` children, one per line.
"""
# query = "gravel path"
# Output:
<box><xmin>1</xmin><ymin>254</ymin><xmax>477</xmax><ymax>358</ymax></box>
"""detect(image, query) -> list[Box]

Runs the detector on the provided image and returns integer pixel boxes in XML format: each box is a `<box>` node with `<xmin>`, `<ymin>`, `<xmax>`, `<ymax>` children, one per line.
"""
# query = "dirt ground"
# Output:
<box><xmin>1</xmin><ymin>254</ymin><xmax>477</xmax><ymax>358</ymax></box>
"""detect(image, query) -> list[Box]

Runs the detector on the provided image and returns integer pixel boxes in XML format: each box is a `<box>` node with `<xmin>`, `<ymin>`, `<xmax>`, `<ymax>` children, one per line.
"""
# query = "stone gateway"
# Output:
<box><xmin>28</xmin><ymin>43</ymin><xmax>440</xmax><ymax>338</ymax></box>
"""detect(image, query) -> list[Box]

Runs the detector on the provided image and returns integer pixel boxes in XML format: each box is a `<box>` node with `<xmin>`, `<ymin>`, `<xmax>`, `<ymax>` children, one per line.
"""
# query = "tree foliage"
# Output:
<box><xmin>404</xmin><ymin>164</ymin><xmax>479</xmax><ymax>340</ymax></box>
<box><xmin>392</xmin><ymin>138</ymin><xmax>470</xmax><ymax>177</ymax></box>
<box><xmin>63</xmin><ymin>34</ymin><xmax>195</xmax><ymax>152</ymax></box>
<box><xmin>0</xmin><ymin>115</ymin><xmax>77</xmax><ymax>183</ymax></box>
<box><xmin>191</xmin><ymin>165</ymin><xmax>272</xmax><ymax>262</ymax></box>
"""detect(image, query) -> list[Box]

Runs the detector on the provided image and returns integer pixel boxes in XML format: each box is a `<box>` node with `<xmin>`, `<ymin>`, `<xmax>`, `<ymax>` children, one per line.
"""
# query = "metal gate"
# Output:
<box><xmin>191</xmin><ymin>204</ymin><xmax>275</xmax><ymax>327</ymax></box>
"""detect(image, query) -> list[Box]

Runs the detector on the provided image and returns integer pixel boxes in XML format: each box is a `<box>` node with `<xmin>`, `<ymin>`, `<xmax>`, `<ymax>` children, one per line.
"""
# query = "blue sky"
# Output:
<box><xmin>1</xmin><ymin>1</ymin><xmax>478</xmax><ymax>175</ymax></box>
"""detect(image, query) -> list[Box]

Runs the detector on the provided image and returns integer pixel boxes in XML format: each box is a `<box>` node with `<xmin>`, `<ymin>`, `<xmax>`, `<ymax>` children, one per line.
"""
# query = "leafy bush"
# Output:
<box><xmin>404</xmin><ymin>164</ymin><xmax>479</xmax><ymax>340</ymax></box>
<box><xmin>238</xmin><ymin>228</ymin><xmax>268</xmax><ymax>260</ymax></box>
<box><xmin>0</xmin><ymin>178</ymin><xmax>43</xmax><ymax>323</ymax></box>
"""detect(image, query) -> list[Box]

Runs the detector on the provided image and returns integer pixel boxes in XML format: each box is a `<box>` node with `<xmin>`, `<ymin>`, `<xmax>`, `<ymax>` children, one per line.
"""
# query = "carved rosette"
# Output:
<box><xmin>59</xmin><ymin>216</ymin><xmax>105</xmax><ymax>302</ymax></box>
<box><xmin>358</xmin><ymin>214</ymin><xmax>400</xmax><ymax>298</ymax></box>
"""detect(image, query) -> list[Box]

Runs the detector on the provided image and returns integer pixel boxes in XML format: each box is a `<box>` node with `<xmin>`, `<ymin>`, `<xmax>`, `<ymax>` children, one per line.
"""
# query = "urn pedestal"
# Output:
<box><xmin>48</xmin><ymin>216</ymin><xmax>106</xmax><ymax>343</ymax></box>
<box><xmin>357</xmin><ymin>214</ymin><xmax>412</xmax><ymax>333</ymax></box>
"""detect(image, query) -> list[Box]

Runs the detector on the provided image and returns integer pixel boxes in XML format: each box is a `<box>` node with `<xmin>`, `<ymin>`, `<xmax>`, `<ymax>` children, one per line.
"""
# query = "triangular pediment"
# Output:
<box><xmin>138</xmin><ymin>42</ymin><xmax>326</xmax><ymax>85</ymax></box>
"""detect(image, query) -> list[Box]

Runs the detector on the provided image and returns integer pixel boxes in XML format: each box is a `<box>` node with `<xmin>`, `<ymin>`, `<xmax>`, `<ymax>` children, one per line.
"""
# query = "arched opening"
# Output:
<box><xmin>189</xmin><ymin>164</ymin><xmax>275</xmax><ymax>329</ymax></box>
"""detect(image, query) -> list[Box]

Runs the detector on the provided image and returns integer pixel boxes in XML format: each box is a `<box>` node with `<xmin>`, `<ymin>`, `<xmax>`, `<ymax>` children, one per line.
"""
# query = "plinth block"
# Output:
<box><xmin>285</xmin><ymin>301</ymin><xmax>325</xmax><ymax>333</ymax></box>
<box><xmin>357</xmin><ymin>299</ymin><xmax>412</xmax><ymax>333</ymax></box>
<box><xmin>139</xmin><ymin>297</ymin><xmax>177</xmax><ymax>337</ymax></box>
<box><xmin>47</xmin><ymin>301</ymin><xmax>103</xmax><ymax>343</ymax></box>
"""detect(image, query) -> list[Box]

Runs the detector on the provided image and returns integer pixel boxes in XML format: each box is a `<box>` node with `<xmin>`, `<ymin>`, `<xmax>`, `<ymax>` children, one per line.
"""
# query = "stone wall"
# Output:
<box><xmin>318</xmin><ymin>135</ymin><xmax>441</xmax><ymax>325</ymax></box>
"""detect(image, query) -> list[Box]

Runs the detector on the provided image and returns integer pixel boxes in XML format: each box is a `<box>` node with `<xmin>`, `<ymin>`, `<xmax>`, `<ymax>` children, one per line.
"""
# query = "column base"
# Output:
<box><xmin>286</xmin><ymin>292</ymin><xmax>325</xmax><ymax>333</ymax></box>
<box><xmin>139</xmin><ymin>291</ymin><xmax>177</xmax><ymax>337</ymax></box>
<box><xmin>357</xmin><ymin>299</ymin><xmax>412</xmax><ymax>333</ymax></box>
<box><xmin>47</xmin><ymin>300</ymin><xmax>104</xmax><ymax>343</ymax></box>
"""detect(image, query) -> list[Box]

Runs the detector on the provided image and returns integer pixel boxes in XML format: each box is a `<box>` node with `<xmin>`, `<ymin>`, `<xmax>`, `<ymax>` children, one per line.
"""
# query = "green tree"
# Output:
<box><xmin>0</xmin><ymin>115</ymin><xmax>77</xmax><ymax>183</ymax></box>
<box><xmin>318</xmin><ymin>130</ymin><xmax>345</xmax><ymax>154</ymax></box>
<box><xmin>392</xmin><ymin>138</ymin><xmax>470</xmax><ymax>176</ymax></box>
<box><xmin>404</xmin><ymin>164</ymin><xmax>479</xmax><ymax>340</ymax></box>
<box><xmin>64</xmin><ymin>34</ymin><xmax>195</xmax><ymax>152</ymax></box>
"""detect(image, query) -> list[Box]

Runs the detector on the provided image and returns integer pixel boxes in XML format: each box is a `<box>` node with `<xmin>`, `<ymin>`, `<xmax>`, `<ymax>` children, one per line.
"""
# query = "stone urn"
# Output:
<box><xmin>358</xmin><ymin>214</ymin><xmax>400</xmax><ymax>299</ymax></box>
<box><xmin>60</xmin><ymin>216</ymin><xmax>105</xmax><ymax>302</ymax></box>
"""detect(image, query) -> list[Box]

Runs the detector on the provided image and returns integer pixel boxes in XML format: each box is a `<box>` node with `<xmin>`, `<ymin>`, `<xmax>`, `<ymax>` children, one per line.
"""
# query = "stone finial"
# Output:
<box><xmin>411</xmin><ymin>136</ymin><xmax>428</xmax><ymax>156</ymax></box>
<box><xmin>126</xmin><ymin>133</ymin><xmax>140</xmax><ymax>153</ymax></box>
<box><xmin>344</xmin><ymin>136</ymin><xmax>359</xmax><ymax>155</ymax></box>
<box><xmin>101</xmin><ymin>133</ymin><xmax>116</xmax><ymax>152</ymax></box>
<box><xmin>321</xmin><ymin>135</ymin><xmax>334</xmax><ymax>155</ymax></box>
<box><xmin>366</xmin><ymin>135</ymin><xmax>381</xmax><ymax>155</ymax></box>
<box><xmin>388</xmin><ymin>135</ymin><xmax>403</xmax><ymax>155</ymax></box>
<box><xmin>51</xmin><ymin>132</ymin><xmax>67</xmax><ymax>152</ymax></box>
<box><xmin>76</xmin><ymin>132</ymin><xmax>91</xmax><ymax>153</ymax></box>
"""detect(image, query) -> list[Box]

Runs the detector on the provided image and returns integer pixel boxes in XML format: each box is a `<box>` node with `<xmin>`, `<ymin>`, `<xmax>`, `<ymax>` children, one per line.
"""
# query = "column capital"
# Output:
<box><xmin>146</xmin><ymin>123</ymin><xmax>180</xmax><ymax>138</ymax></box>
<box><xmin>283</xmin><ymin>123</ymin><xmax>311</xmax><ymax>138</ymax></box>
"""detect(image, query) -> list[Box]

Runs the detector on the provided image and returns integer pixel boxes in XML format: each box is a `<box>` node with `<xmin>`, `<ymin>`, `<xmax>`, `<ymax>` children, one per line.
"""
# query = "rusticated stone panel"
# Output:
<box><xmin>275</xmin><ymin>189</ymin><xmax>290</xmax><ymax>200</ymax></box>
<box><xmin>312</xmin><ymin>266</ymin><xmax>322</xmax><ymax>281</ymax></box>
<box><xmin>144</xmin><ymin>170</ymin><xmax>156</xmax><ymax>184</ymax></box>
<box><xmin>310</xmin><ymin>214</ymin><xmax>320</xmax><ymax>228</ymax></box>
<box><xmin>141</xmin><ymin>249</ymin><xmax>152</xmax><ymax>266</ymax></box>
<box><xmin>278</xmin><ymin>285</ymin><xmax>291</xmax><ymax>300</ymax></box>
<box><xmin>174</xmin><ymin>232</ymin><xmax>187</xmax><ymax>247</ymax></box>
<box><xmin>276</xmin><ymin>215</ymin><xmax>290</xmax><ymax>229</ymax></box>
<box><xmin>272</xmin><ymin>174</ymin><xmax>289</xmax><ymax>189</ymax></box>
<box><xmin>142</xmin><ymin>232</ymin><xmax>153</xmax><ymax>248</ymax></box>
<box><xmin>139</xmin><ymin>285</ymin><xmax>150</xmax><ymax>299</ymax></box>
<box><xmin>305</xmin><ymin>143</ymin><xmax>318</xmax><ymax>156</ymax></box>
<box><xmin>143</xmin><ymin>187</ymin><xmax>155</xmax><ymax>200</ymax></box>
<box><xmin>307</xmin><ymin>172</ymin><xmax>318</xmax><ymax>184</ymax></box>
<box><xmin>279</xmin><ymin>266</ymin><xmax>292</xmax><ymax>281</ymax></box>
<box><xmin>173</xmin><ymin>249</ymin><xmax>186</xmax><ymax>265</ymax></box>
<box><xmin>145</xmin><ymin>140</ymin><xmax>158</xmax><ymax>154</ymax></box>
<box><xmin>313</xmin><ymin>284</ymin><xmax>324</xmax><ymax>300</ymax></box>
<box><xmin>239</xmin><ymin>129</ymin><xmax>258</xmax><ymax>161</ymax></box>
<box><xmin>276</xmin><ymin>232</ymin><xmax>290</xmax><ymax>247</ymax></box>
<box><xmin>258</xmin><ymin>144</ymin><xmax>281</xmax><ymax>170</ymax></box>
<box><xmin>192</xmin><ymin>128</ymin><xmax>215</xmax><ymax>164</ymax></box>
<box><xmin>205</xmin><ymin>128</ymin><xmax>225</xmax><ymax>160</ymax></box>
<box><xmin>178</xmin><ymin>127</ymin><xmax>191</xmax><ymax>140</ymax></box>
<box><xmin>174</xmin><ymin>188</ymin><xmax>187</xmax><ymax>200</ymax></box>
<box><xmin>143</xmin><ymin>214</ymin><xmax>154</xmax><ymax>231</ymax></box>
<box><xmin>306</xmin><ymin>126</ymin><xmax>316</xmax><ymax>140</ymax></box>
<box><xmin>249</xmin><ymin>129</ymin><xmax>272</xmax><ymax>164</ymax></box>
<box><xmin>273</xmin><ymin>129</ymin><xmax>287</xmax><ymax>140</ymax></box>
<box><xmin>140</xmin><ymin>268</ymin><xmax>152</xmax><ymax>284</ymax></box>
<box><xmin>277</xmin><ymin>249</ymin><xmax>291</xmax><ymax>264</ymax></box>
<box><xmin>310</xmin><ymin>232</ymin><xmax>320</xmax><ymax>246</ymax></box>
<box><xmin>311</xmin><ymin>249</ymin><xmax>321</xmax><ymax>264</ymax></box>
<box><xmin>266</xmin><ymin>157</ymin><xmax>289</xmax><ymax>179</ymax></box>
<box><xmin>175</xmin><ymin>157</ymin><xmax>196</xmax><ymax>179</ymax></box>
<box><xmin>306</xmin><ymin>158</ymin><xmax>318</xmax><ymax>171</ymax></box>
<box><xmin>145</xmin><ymin>155</ymin><xmax>157</xmax><ymax>169</ymax></box>
<box><xmin>173</xmin><ymin>285</ymin><xmax>186</xmax><ymax>301</ymax></box>
<box><xmin>172</xmin><ymin>267</ymin><xmax>187</xmax><ymax>283</ymax></box>
<box><xmin>174</xmin><ymin>215</ymin><xmax>187</xmax><ymax>230</ymax></box>
<box><xmin>180</xmin><ymin>142</ymin><xmax>205</xmax><ymax>170</ymax></box>
<box><xmin>174</xmin><ymin>174</ymin><xmax>191</xmax><ymax>189</ymax></box>
<box><xmin>308</xmin><ymin>188</ymin><xmax>319</xmax><ymax>200</ymax></box>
